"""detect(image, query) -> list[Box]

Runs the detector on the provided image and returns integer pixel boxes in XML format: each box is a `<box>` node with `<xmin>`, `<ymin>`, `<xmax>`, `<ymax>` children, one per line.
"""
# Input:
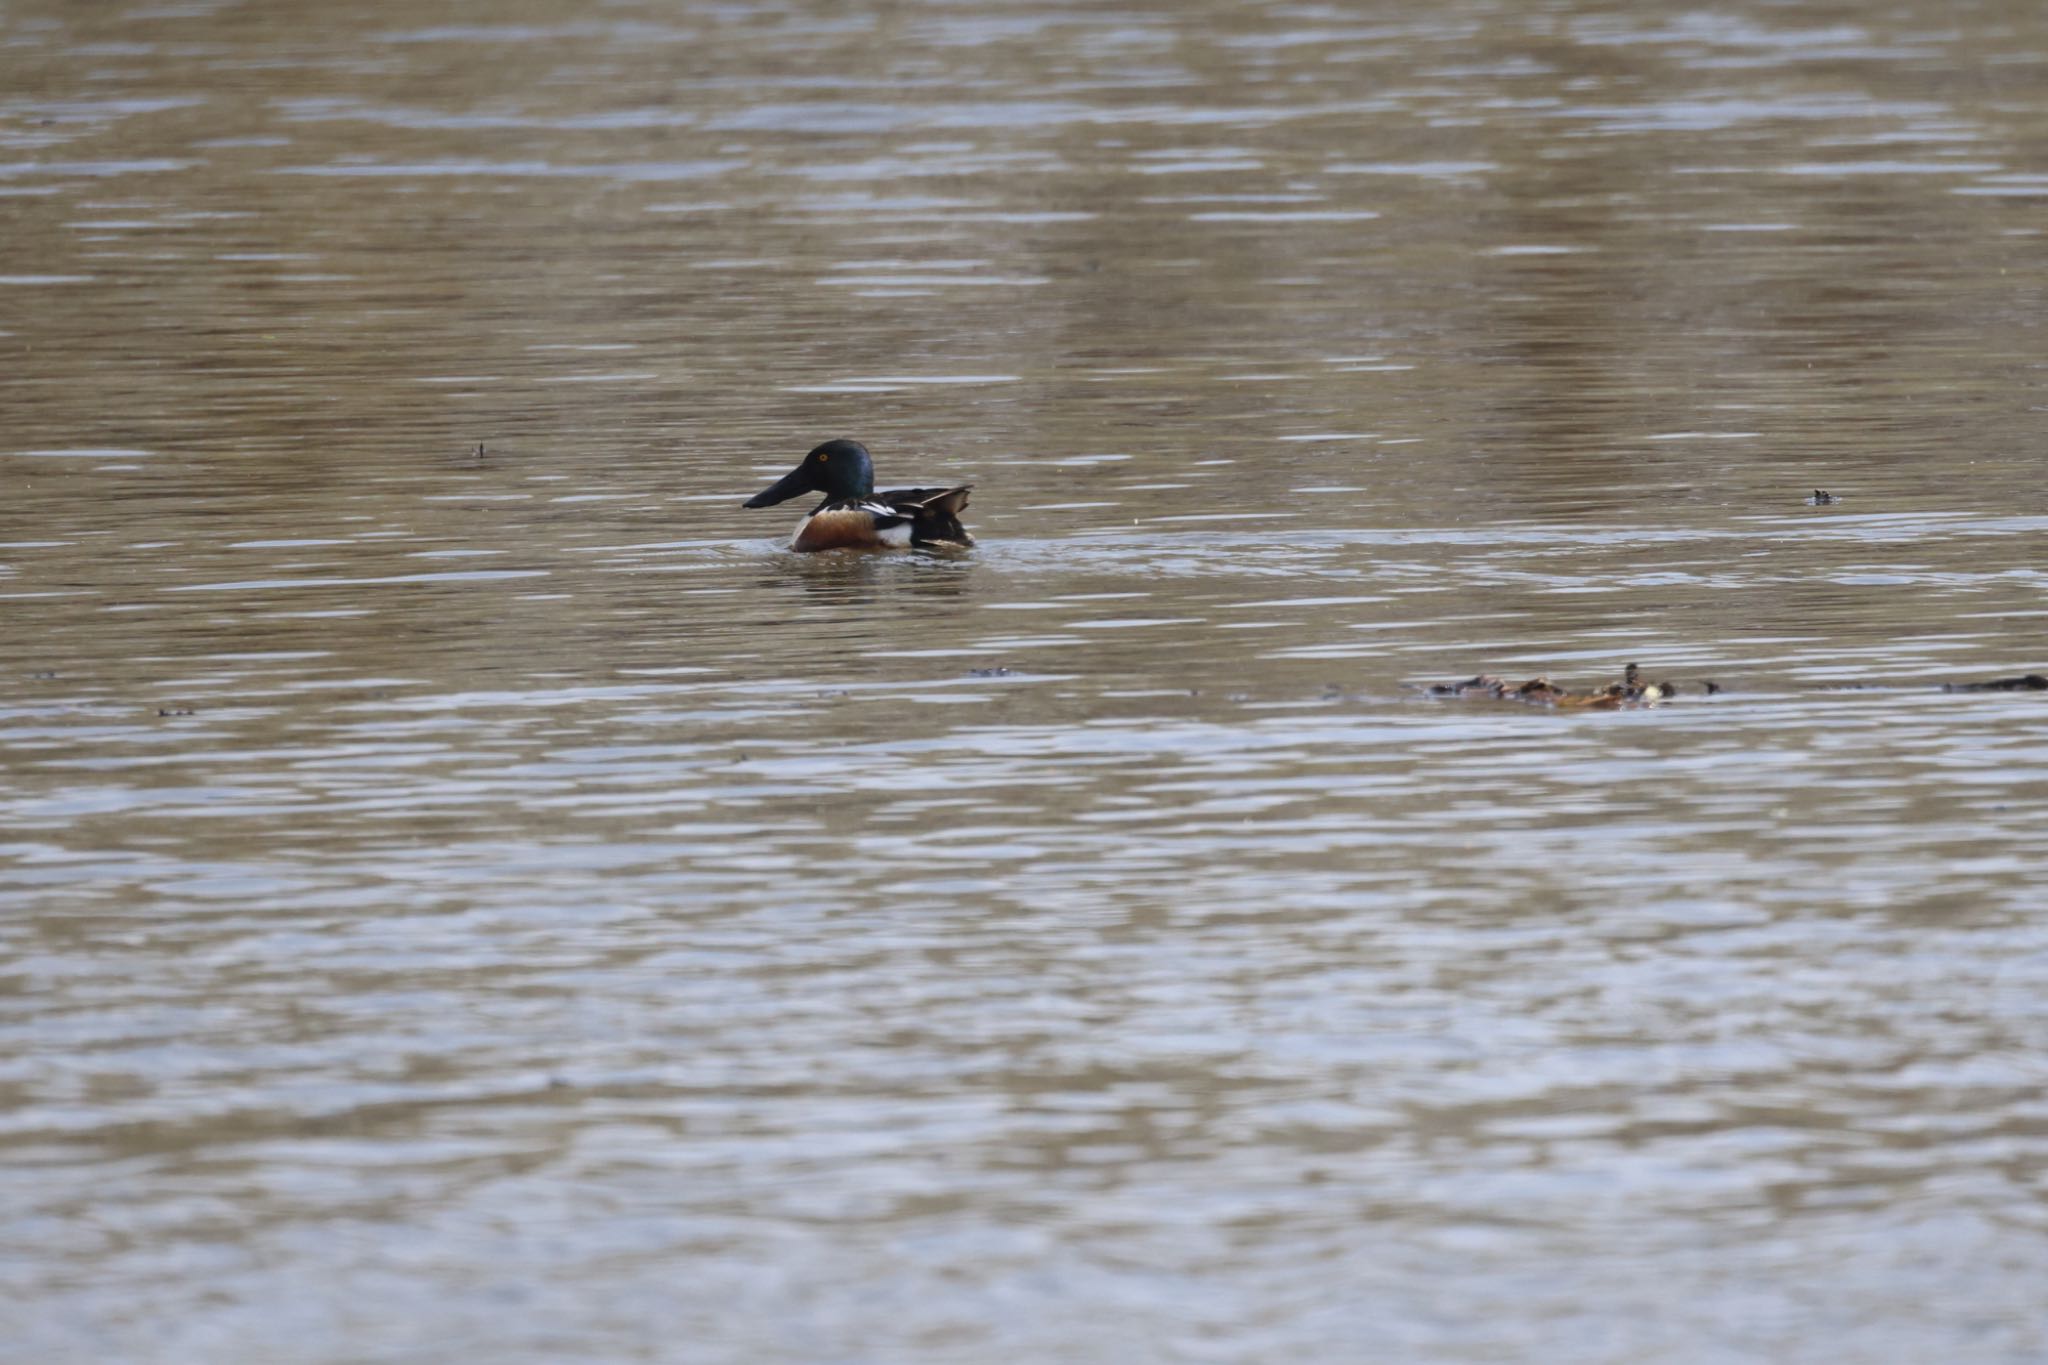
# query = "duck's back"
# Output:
<box><xmin>879</xmin><ymin>485</ymin><xmax>973</xmax><ymax>547</ymax></box>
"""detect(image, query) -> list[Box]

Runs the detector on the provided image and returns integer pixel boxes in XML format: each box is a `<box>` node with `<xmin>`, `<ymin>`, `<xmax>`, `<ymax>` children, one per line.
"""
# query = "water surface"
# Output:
<box><xmin>4</xmin><ymin>1</ymin><xmax>2048</xmax><ymax>1360</ymax></box>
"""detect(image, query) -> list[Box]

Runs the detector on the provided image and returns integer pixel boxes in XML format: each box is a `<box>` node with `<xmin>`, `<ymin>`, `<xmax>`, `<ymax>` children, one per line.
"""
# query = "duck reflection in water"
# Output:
<box><xmin>754</xmin><ymin>539</ymin><xmax>976</xmax><ymax>611</ymax></box>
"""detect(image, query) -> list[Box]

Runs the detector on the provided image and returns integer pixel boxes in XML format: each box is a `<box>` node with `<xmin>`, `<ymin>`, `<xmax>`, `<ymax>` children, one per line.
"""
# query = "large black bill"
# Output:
<box><xmin>743</xmin><ymin>464</ymin><xmax>815</xmax><ymax>508</ymax></box>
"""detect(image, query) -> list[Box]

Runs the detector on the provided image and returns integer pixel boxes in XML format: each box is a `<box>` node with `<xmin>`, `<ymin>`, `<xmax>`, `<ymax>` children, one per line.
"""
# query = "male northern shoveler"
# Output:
<box><xmin>742</xmin><ymin>439</ymin><xmax>973</xmax><ymax>552</ymax></box>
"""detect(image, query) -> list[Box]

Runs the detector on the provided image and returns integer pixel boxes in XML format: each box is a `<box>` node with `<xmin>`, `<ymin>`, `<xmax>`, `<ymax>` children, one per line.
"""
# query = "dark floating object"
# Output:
<box><xmin>1943</xmin><ymin>674</ymin><xmax>2048</xmax><ymax>692</ymax></box>
<box><xmin>1424</xmin><ymin>665</ymin><xmax>2036</xmax><ymax>701</ymax></box>
<box><xmin>1807</xmin><ymin>489</ymin><xmax>1838</xmax><ymax>505</ymax></box>
<box><xmin>156</xmin><ymin>706</ymin><xmax>194</xmax><ymax>717</ymax></box>
<box><xmin>966</xmin><ymin>666</ymin><xmax>1015</xmax><ymax>678</ymax></box>
<box><xmin>744</xmin><ymin>438</ymin><xmax>973</xmax><ymax>552</ymax></box>
<box><xmin>1424</xmin><ymin>661</ymin><xmax>1714</xmax><ymax>709</ymax></box>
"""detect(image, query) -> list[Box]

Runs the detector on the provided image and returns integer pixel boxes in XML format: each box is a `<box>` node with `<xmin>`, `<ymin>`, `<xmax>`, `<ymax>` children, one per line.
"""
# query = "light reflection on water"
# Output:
<box><xmin>5</xmin><ymin>0</ymin><xmax>2048</xmax><ymax>1360</ymax></box>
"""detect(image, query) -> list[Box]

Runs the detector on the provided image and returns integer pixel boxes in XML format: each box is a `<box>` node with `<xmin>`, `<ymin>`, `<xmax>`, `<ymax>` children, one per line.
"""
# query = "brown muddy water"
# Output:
<box><xmin>4</xmin><ymin>1</ymin><xmax>2048</xmax><ymax>1361</ymax></box>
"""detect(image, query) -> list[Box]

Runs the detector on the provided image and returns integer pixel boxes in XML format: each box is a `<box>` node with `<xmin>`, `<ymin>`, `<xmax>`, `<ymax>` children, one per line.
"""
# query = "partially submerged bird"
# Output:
<box><xmin>1424</xmin><ymin>661</ymin><xmax>1714</xmax><ymax>707</ymax></box>
<box><xmin>742</xmin><ymin>439</ymin><xmax>973</xmax><ymax>552</ymax></box>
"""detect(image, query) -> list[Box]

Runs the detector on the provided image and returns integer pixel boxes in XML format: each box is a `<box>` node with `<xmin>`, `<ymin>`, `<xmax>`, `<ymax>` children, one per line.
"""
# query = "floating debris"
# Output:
<box><xmin>1807</xmin><ymin>489</ymin><xmax>1838</xmax><ymax>505</ymax></box>
<box><xmin>1943</xmin><ymin>673</ymin><xmax>2048</xmax><ymax>693</ymax></box>
<box><xmin>1423</xmin><ymin>662</ymin><xmax>1714</xmax><ymax>709</ymax></box>
<box><xmin>1424</xmin><ymin>664</ymin><xmax>2038</xmax><ymax>702</ymax></box>
<box><xmin>966</xmin><ymin>666</ymin><xmax>1016</xmax><ymax>678</ymax></box>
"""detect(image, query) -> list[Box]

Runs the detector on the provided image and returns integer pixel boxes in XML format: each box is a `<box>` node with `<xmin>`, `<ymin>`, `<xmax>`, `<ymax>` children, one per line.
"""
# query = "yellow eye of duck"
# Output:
<box><xmin>817</xmin><ymin>453</ymin><xmax>829</xmax><ymax>462</ymax></box>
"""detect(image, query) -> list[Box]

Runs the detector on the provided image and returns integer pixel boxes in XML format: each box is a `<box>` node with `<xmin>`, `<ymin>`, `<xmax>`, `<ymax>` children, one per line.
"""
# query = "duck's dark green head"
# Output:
<box><xmin>743</xmin><ymin>439</ymin><xmax>875</xmax><ymax>508</ymax></box>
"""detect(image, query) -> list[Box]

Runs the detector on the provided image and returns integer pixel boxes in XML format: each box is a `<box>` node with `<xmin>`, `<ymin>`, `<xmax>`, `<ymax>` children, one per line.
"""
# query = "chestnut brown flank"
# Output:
<box><xmin>792</xmin><ymin>508</ymin><xmax>889</xmax><ymax>552</ymax></box>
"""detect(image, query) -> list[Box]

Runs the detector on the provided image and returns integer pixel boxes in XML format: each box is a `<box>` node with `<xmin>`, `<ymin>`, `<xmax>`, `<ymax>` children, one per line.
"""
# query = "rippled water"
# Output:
<box><xmin>5</xmin><ymin>1</ymin><xmax>2048</xmax><ymax>1360</ymax></box>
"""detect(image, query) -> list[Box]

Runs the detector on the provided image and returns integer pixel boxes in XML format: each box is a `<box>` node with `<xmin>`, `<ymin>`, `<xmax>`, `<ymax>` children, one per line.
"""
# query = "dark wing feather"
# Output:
<box><xmin>864</xmin><ymin>480</ymin><xmax>974</xmax><ymax>544</ymax></box>
<box><xmin>876</xmin><ymin>485</ymin><xmax>971</xmax><ymax>515</ymax></box>
<box><xmin>876</xmin><ymin>484</ymin><xmax>974</xmax><ymax>547</ymax></box>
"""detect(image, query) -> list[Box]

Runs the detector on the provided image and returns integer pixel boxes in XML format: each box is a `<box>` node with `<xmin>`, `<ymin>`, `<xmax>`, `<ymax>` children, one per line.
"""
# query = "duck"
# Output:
<box><xmin>742</xmin><ymin>439</ymin><xmax>973</xmax><ymax>552</ymax></box>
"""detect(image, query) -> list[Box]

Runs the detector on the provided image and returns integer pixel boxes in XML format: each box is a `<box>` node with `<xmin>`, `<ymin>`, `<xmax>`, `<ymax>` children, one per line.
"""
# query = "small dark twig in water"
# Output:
<box><xmin>1943</xmin><ymin>674</ymin><xmax>2048</xmax><ymax>692</ymax></box>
